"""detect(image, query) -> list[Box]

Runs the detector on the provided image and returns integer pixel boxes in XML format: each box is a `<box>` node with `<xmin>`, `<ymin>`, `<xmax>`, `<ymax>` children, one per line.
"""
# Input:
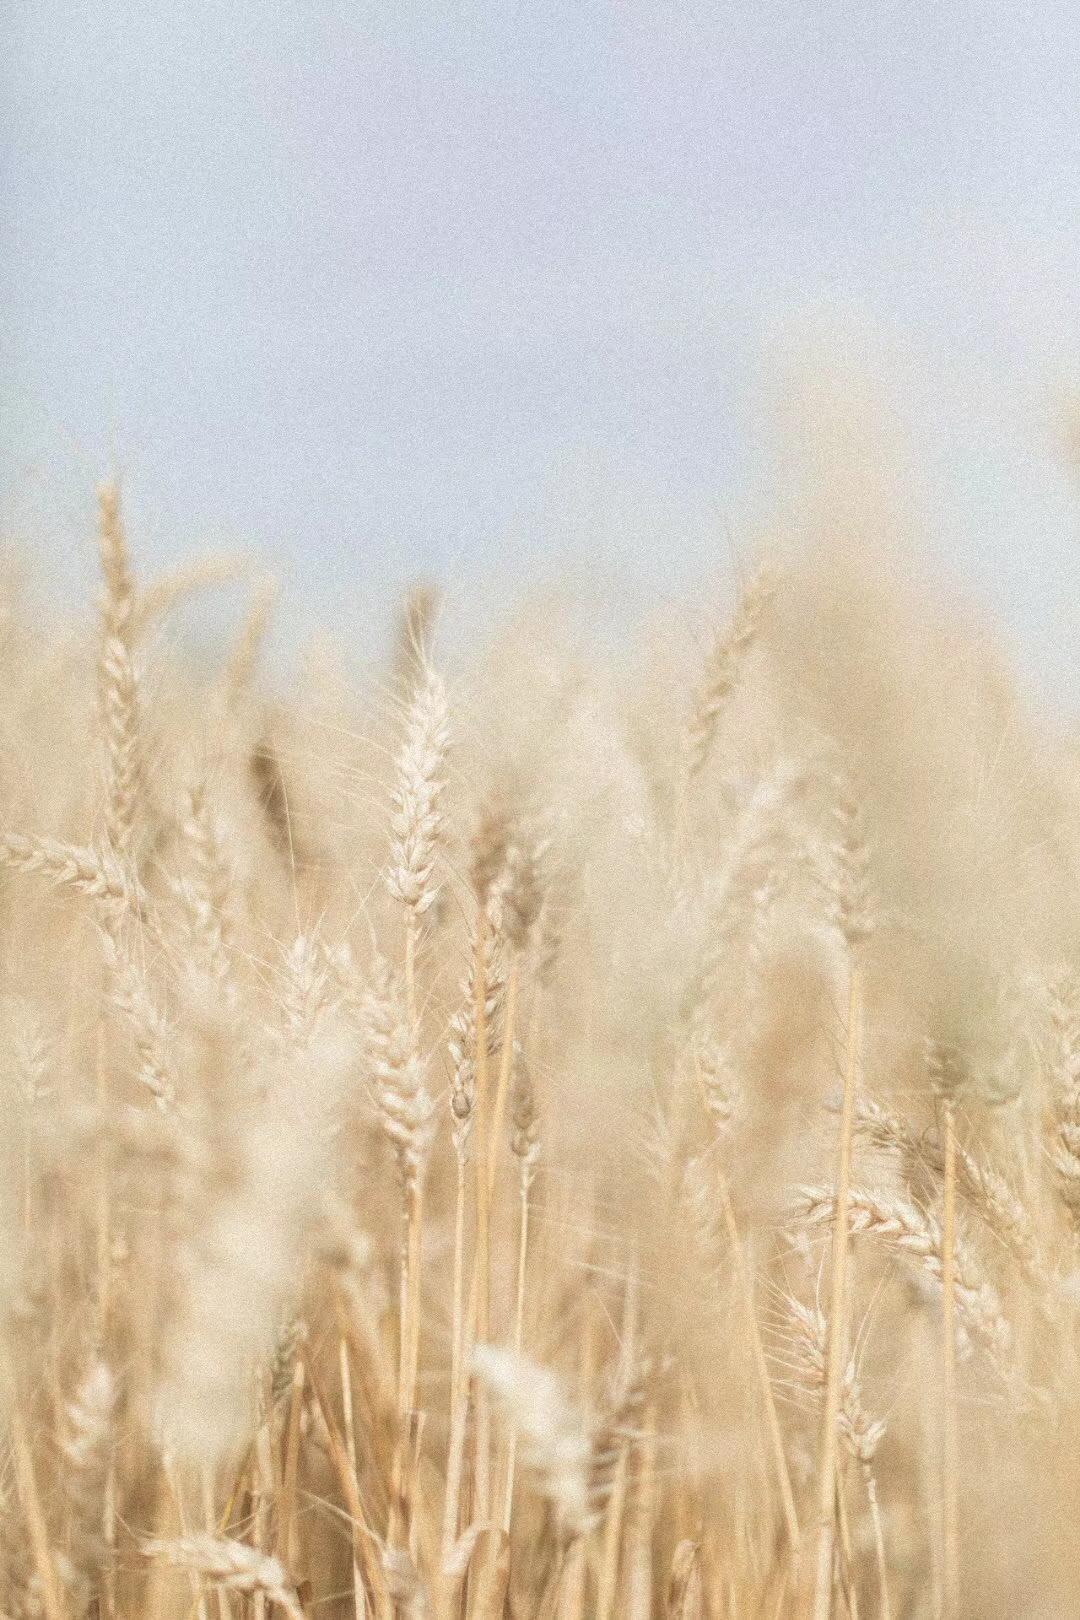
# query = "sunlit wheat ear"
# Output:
<box><xmin>847</xmin><ymin>1092</ymin><xmax>1045</xmax><ymax>1284</ymax></box>
<box><xmin>385</xmin><ymin>662</ymin><xmax>450</xmax><ymax>921</ymax></box>
<box><xmin>590</xmin><ymin>1346</ymin><xmax>647</xmax><ymax>1514</ymax></box>
<box><xmin>279</xmin><ymin>932</ymin><xmax>339</xmax><ymax>1048</ymax></box>
<box><xmin>826</xmin><ymin>770</ymin><xmax>876</xmax><ymax>952</ymax></box>
<box><xmin>536</xmin><ymin>864</ymin><xmax>570</xmax><ymax>991</ymax></box>
<box><xmin>57</xmin><ymin>1358</ymin><xmax>116</xmax><ymax>1614</ymax></box>
<box><xmin>676</xmin><ymin>757</ymin><xmax>810</xmax><ymax>1022</ymax></box>
<box><xmin>448</xmin><ymin>1015</ymin><xmax>476</xmax><ymax>1159</ymax></box>
<box><xmin>362</xmin><ymin>954</ymin><xmax>435</xmax><ymax>1193</ymax></box>
<box><xmin>783</xmin><ymin>1297</ymin><xmax>892</xmax><ymax>1617</ymax></box>
<box><xmin>681</xmin><ymin>560</ymin><xmax>775</xmax><ymax>785</ymax></box>
<box><xmin>265</xmin><ymin>1314</ymin><xmax>308</xmax><ymax>1416</ymax></box>
<box><xmin>96</xmin><ymin>482</ymin><xmax>143</xmax><ymax>863</ymax></box>
<box><xmin>143</xmin><ymin>1536</ymin><xmax>305</xmax><ymax>1620</ymax></box>
<box><xmin>472</xmin><ymin>1345</ymin><xmax>598</xmax><ymax>1540</ymax></box>
<box><xmin>678</xmin><ymin>1147</ymin><xmax>727</xmax><ymax>1280</ymax></box>
<box><xmin>795</xmin><ymin>1185</ymin><xmax>1012</xmax><ymax>1362</ymax></box>
<box><xmin>0</xmin><ymin>833</ymin><xmax>146</xmax><ymax>931</ymax></box>
<box><xmin>783</xmin><ymin>1297</ymin><xmax>885</xmax><ymax>1466</ymax></box>
<box><xmin>510</xmin><ymin>1042</ymin><xmax>540</xmax><ymax>1181</ymax></box>
<box><xmin>98</xmin><ymin>926</ymin><xmax>177</xmax><ymax>1109</ymax></box>
<box><xmin>448</xmin><ymin>927</ymin><xmax>506</xmax><ymax>1156</ymax></box>
<box><xmin>177</xmin><ymin>783</ymin><xmax>235</xmax><ymax>996</ymax></box>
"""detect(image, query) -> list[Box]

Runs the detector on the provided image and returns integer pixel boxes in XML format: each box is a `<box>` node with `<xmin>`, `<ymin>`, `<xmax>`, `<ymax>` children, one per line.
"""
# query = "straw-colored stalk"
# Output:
<box><xmin>11</xmin><ymin>1392</ymin><xmax>66</xmax><ymax>1620</ymax></box>
<box><xmin>301</xmin><ymin>1346</ymin><xmax>391</xmax><ymax>1620</ymax></box>
<box><xmin>624</xmin><ymin>1397</ymin><xmax>658</xmax><ymax>1620</ymax></box>
<box><xmin>338</xmin><ymin>1339</ymin><xmax>367</xmax><ymax>1620</ymax></box>
<box><xmin>594</xmin><ymin>1281</ymin><xmax>640</xmax><ymax>1620</ymax></box>
<box><xmin>785</xmin><ymin>1297</ymin><xmax>890</xmax><ymax>1620</ymax></box>
<box><xmin>810</xmin><ymin>963</ymin><xmax>861</xmax><ymax>1620</ymax></box>
<box><xmin>941</xmin><ymin>1097</ymin><xmax>960</xmax><ymax>1620</ymax></box>
<box><xmin>719</xmin><ymin>1180</ymin><xmax>801</xmax><ymax>1564</ymax></box>
<box><xmin>363</xmin><ymin>959</ymin><xmax>434</xmax><ymax>1541</ymax></box>
<box><xmin>470</xmin><ymin>913</ymin><xmax>495</xmax><ymax>1521</ymax></box>
<box><xmin>440</xmin><ymin>1153</ymin><xmax>471</xmax><ymax>1574</ymax></box>
<box><xmin>500</xmin><ymin>1045</ymin><xmax>540</xmax><ymax>1533</ymax></box>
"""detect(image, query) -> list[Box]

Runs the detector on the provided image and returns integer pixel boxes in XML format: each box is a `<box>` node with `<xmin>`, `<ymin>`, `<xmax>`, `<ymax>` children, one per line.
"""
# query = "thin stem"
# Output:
<box><xmin>862</xmin><ymin>1465</ymin><xmax>892</xmax><ymax>1620</ymax></box>
<box><xmin>718</xmin><ymin>1183</ymin><xmax>801</xmax><ymax>1562</ymax></box>
<box><xmin>339</xmin><ymin>1339</ymin><xmax>368</xmax><ymax>1620</ymax></box>
<box><xmin>251</xmin><ymin>1405</ymin><xmax>273</xmax><ymax>1620</ymax></box>
<box><xmin>626</xmin><ymin>1399</ymin><xmax>658</xmax><ymax>1620</ymax></box>
<box><xmin>471</xmin><ymin>913</ymin><xmax>493</xmax><ymax>1519</ymax></box>
<box><xmin>595</xmin><ymin>1272</ymin><xmax>640</xmax><ymax>1620</ymax></box>
<box><xmin>811</xmin><ymin>960</ymin><xmax>861</xmax><ymax>1620</ymax></box>
<box><xmin>389</xmin><ymin>1182</ymin><xmax>421</xmax><ymax>1547</ymax></box>
<box><xmin>941</xmin><ymin>1098</ymin><xmax>959</xmax><ymax>1620</ymax></box>
<box><xmin>441</xmin><ymin>1152</ymin><xmax>469</xmax><ymax>1565</ymax></box>
<box><xmin>500</xmin><ymin>1170</ymin><xmax>531</xmax><ymax>1532</ymax></box>
<box><xmin>275</xmin><ymin>1359</ymin><xmax>305</xmax><ymax>1565</ymax></box>
<box><xmin>10</xmin><ymin>1394</ymin><xmax>66</xmax><ymax>1620</ymax></box>
<box><xmin>94</xmin><ymin>1007</ymin><xmax>111</xmax><ymax>1347</ymax></box>
<box><xmin>486</xmin><ymin>956</ymin><xmax>520</xmax><ymax>1203</ymax></box>
<box><xmin>201</xmin><ymin>1470</ymin><xmax>230</xmax><ymax>1620</ymax></box>
<box><xmin>834</xmin><ymin>1470</ymin><xmax>860</xmax><ymax>1620</ymax></box>
<box><xmin>302</xmin><ymin>1347</ymin><xmax>391</xmax><ymax>1620</ymax></box>
<box><xmin>404</xmin><ymin>1179</ymin><xmax>424</xmax><ymax>1430</ymax></box>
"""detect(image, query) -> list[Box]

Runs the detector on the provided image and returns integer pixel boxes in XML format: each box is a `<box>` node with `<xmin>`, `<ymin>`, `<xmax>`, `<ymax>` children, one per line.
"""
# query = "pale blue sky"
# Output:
<box><xmin>4</xmin><ymin>3</ymin><xmax>1080</xmax><ymax>693</ymax></box>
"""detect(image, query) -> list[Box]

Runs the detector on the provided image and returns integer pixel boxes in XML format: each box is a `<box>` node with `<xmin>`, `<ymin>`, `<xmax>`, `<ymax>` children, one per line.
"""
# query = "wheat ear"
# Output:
<box><xmin>682</xmin><ymin>563</ymin><xmax>775</xmax><ymax>785</ymax></box>
<box><xmin>143</xmin><ymin>1536</ymin><xmax>305</xmax><ymax>1620</ymax></box>
<box><xmin>784</xmin><ymin>1299</ymin><xmax>890</xmax><ymax>1620</ymax></box>
<box><xmin>796</xmin><ymin>1186</ymin><xmax>1011</xmax><ymax>1362</ymax></box>
<box><xmin>96</xmin><ymin>482</ymin><xmax>142</xmax><ymax>863</ymax></box>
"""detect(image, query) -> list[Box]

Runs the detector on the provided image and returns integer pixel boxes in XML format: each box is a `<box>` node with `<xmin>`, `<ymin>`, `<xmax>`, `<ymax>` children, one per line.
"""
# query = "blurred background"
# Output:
<box><xmin>3</xmin><ymin>2</ymin><xmax>1080</xmax><ymax>696</ymax></box>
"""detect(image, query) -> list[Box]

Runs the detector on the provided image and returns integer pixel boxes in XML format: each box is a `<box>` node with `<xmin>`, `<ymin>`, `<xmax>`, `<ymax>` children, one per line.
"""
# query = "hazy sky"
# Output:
<box><xmin>4</xmin><ymin>3</ymin><xmax>1080</xmax><ymax>694</ymax></box>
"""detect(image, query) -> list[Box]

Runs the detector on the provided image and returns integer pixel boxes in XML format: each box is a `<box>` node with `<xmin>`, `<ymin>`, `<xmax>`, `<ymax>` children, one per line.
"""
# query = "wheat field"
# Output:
<box><xmin>0</xmin><ymin>473</ymin><xmax>1078</xmax><ymax>1620</ymax></box>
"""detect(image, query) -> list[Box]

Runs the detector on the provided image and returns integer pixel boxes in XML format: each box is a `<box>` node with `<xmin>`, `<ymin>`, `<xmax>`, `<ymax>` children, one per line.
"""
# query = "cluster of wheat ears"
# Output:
<box><xmin>3</xmin><ymin>477</ymin><xmax>1080</xmax><ymax>1619</ymax></box>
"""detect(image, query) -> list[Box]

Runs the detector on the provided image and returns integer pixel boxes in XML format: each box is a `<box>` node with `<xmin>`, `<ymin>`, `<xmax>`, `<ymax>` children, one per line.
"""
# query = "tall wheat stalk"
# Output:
<box><xmin>941</xmin><ymin>1098</ymin><xmax>960</xmax><ymax>1620</ymax></box>
<box><xmin>809</xmin><ymin>963</ymin><xmax>861</xmax><ymax>1620</ymax></box>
